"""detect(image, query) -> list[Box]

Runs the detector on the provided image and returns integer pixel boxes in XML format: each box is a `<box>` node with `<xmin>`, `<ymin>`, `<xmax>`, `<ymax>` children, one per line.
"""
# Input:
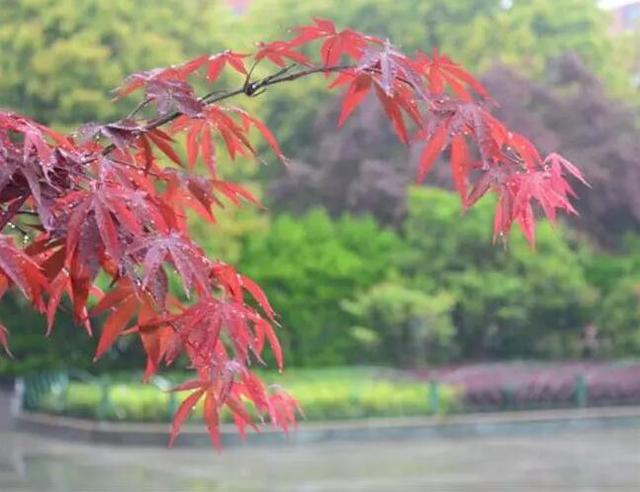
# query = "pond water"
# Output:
<box><xmin>1</xmin><ymin>427</ymin><xmax>639</xmax><ymax>491</ymax></box>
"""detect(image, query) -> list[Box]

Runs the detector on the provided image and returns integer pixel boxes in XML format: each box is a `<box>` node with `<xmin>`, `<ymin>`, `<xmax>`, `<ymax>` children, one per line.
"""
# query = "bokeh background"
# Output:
<box><xmin>1</xmin><ymin>0</ymin><xmax>640</xmax><ymax>375</ymax></box>
<box><xmin>2</xmin><ymin>1</ymin><xmax>640</xmax><ymax>491</ymax></box>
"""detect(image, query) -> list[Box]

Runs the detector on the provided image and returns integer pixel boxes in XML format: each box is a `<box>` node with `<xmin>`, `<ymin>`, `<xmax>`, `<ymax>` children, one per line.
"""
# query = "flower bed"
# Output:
<box><xmin>414</xmin><ymin>361</ymin><xmax>640</xmax><ymax>410</ymax></box>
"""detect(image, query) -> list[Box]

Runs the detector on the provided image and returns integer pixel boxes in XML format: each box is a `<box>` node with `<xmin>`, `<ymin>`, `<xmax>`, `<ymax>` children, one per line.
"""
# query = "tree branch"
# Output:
<box><xmin>100</xmin><ymin>64</ymin><xmax>354</xmax><ymax>157</ymax></box>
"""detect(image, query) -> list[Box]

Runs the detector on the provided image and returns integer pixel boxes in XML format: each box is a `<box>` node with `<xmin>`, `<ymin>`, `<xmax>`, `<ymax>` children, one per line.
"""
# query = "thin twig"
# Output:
<box><xmin>126</xmin><ymin>97</ymin><xmax>152</xmax><ymax>119</ymax></box>
<box><xmin>99</xmin><ymin>64</ymin><xmax>356</xmax><ymax>158</ymax></box>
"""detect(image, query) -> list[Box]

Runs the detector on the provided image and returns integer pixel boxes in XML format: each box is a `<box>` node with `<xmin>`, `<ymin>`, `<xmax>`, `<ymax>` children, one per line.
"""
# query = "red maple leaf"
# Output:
<box><xmin>254</xmin><ymin>41</ymin><xmax>309</xmax><ymax>67</ymax></box>
<box><xmin>0</xmin><ymin>236</ymin><xmax>47</xmax><ymax>311</ymax></box>
<box><xmin>291</xmin><ymin>18</ymin><xmax>376</xmax><ymax>66</ymax></box>
<box><xmin>127</xmin><ymin>232</ymin><xmax>211</xmax><ymax>298</ymax></box>
<box><xmin>206</xmin><ymin>51</ymin><xmax>248</xmax><ymax>84</ymax></box>
<box><xmin>414</xmin><ymin>48</ymin><xmax>488</xmax><ymax>101</ymax></box>
<box><xmin>172</xmin><ymin>106</ymin><xmax>255</xmax><ymax>175</ymax></box>
<box><xmin>116</xmin><ymin>55</ymin><xmax>209</xmax><ymax>98</ymax></box>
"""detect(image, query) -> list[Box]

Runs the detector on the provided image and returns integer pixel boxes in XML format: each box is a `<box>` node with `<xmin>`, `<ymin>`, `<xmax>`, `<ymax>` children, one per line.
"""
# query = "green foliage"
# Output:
<box><xmin>35</xmin><ymin>368</ymin><xmax>461</xmax><ymax>422</ymax></box>
<box><xmin>342</xmin><ymin>283</ymin><xmax>457</xmax><ymax>366</ymax></box>
<box><xmin>585</xmin><ymin>236</ymin><xmax>640</xmax><ymax>357</ymax></box>
<box><xmin>0</xmin><ymin>294</ymin><xmax>92</xmax><ymax>376</ymax></box>
<box><xmin>595</xmin><ymin>276</ymin><xmax>640</xmax><ymax>356</ymax></box>
<box><xmin>584</xmin><ymin>235</ymin><xmax>640</xmax><ymax>293</ymax></box>
<box><xmin>398</xmin><ymin>187</ymin><xmax>596</xmax><ymax>360</ymax></box>
<box><xmin>38</xmin><ymin>381</ymin><xmax>172</xmax><ymax>422</ymax></box>
<box><xmin>240</xmin><ymin>189</ymin><xmax>599</xmax><ymax>366</ymax></box>
<box><xmin>461</xmin><ymin>0</ymin><xmax>631</xmax><ymax>94</ymax></box>
<box><xmin>0</xmin><ymin>0</ymin><xmax>245</xmax><ymax>127</ymax></box>
<box><xmin>239</xmin><ymin>210</ymin><xmax>403</xmax><ymax>366</ymax></box>
<box><xmin>1</xmin><ymin>0</ymin><xmax>638</xmax><ymax>373</ymax></box>
<box><xmin>0</xmin><ymin>291</ymin><xmax>155</xmax><ymax>377</ymax></box>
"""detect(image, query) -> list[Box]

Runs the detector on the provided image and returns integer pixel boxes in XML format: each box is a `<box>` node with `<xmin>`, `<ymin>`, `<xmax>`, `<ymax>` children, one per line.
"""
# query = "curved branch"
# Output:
<box><xmin>100</xmin><ymin>64</ymin><xmax>355</xmax><ymax>158</ymax></box>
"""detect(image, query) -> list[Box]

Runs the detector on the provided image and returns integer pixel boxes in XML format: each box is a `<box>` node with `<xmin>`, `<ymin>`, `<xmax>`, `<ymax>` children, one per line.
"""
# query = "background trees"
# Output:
<box><xmin>0</xmin><ymin>0</ymin><xmax>241</xmax><ymax>127</ymax></box>
<box><xmin>0</xmin><ymin>0</ymin><xmax>595</xmax><ymax>444</ymax></box>
<box><xmin>398</xmin><ymin>188</ymin><xmax>595</xmax><ymax>360</ymax></box>
<box><xmin>239</xmin><ymin>210</ymin><xmax>402</xmax><ymax>366</ymax></box>
<box><xmin>270</xmin><ymin>52</ymin><xmax>640</xmax><ymax>247</ymax></box>
<box><xmin>0</xmin><ymin>0</ymin><xmax>639</xmax><ymax>384</ymax></box>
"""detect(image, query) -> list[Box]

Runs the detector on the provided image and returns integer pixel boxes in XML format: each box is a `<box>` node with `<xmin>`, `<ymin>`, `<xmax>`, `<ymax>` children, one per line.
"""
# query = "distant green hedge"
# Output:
<box><xmin>34</xmin><ymin>368</ymin><xmax>461</xmax><ymax>422</ymax></box>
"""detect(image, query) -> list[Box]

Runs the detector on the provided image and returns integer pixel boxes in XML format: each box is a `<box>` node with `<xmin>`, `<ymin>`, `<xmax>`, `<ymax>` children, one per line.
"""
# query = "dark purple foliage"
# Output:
<box><xmin>483</xmin><ymin>54</ymin><xmax>640</xmax><ymax>247</ymax></box>
<box><xmin>271</xmin><ymin>53</ymin><xmax>638</xmax><ymax>248</ymax></box>
<box><xmin>269</xmin><ymin>96</ymin><xmax>415</xmax><ymax>225</ymax></box>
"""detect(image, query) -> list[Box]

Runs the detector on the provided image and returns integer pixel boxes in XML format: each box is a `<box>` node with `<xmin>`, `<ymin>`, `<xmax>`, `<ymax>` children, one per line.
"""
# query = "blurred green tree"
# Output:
<box><xmin>0</xmin><ymin>0</ymin><xmax>245</xmax><ymax>127</ymax></box>
<box><xmin>399</xmin><ymin>187</ymin><xmax>596</xmax><ymax>359</ymax></box>
<box><xmin>342</xmin><ymin>283</ymin><xmax>457</xmax><ymax>366</ymax></box>
<box><xmin>239</xmin><ymin>209</ymin><xmax>403</xmax><ymax>366</ymax></box>
<box><xmin>0</xmin><ymin>294</ymin><xmax>91</xmax><ymax>376</ymax></box>
<box><xmin>595</xmin><ymin>277</ymin><xmax>640</xmax><ymax>356</ymax></box>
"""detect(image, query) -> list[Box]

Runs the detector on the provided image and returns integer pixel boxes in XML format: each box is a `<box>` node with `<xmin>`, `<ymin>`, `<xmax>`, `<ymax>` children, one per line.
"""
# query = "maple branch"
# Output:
<box><xmin>242</xmin><ymin>63</ymin><xmax>297</xmax><ymax>96</ymax></box>
<box><xmin>163</xmin><ymin>64</ymin><xmax>354</xmax><ymax>123</ymax></box>
<box><xmin>9</xmin><ymin>222</ymin><xmax>29</xmax><ymax>238</ymax></box>
<box><xmin>100</xmin><ymin>64</ymin><xmax>355</xmax><ymax>158</ymax></box>
<box><xmin>247</xmin><ymin>64</ymin><xmax>353</xmax><ymax>90</ymax></box>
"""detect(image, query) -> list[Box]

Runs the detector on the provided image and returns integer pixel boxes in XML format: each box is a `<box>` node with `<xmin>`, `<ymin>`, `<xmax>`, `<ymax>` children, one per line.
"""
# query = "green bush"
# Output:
<box><xmin>583</xmin><ymin>236</ymin><xmax>640</xmax><ymax>357</ymax></box>
<box><xmin>0</xmin><ymin>0</ymin><xmax>249</xmax><ymax>128</ymax></box>
<box><xmin>0</xmin><ymin>295</ymin><xmax>94</xmax><ymax>377</ymax></box>
<box><xmin>342</xmin><ymin>283</ymin><xmax>457</xmax><ymax>366</ymax></box>
<box><xmin>240</xmin><ymin>189</ymin><xmax>601</xmax><ymax>367</ymax></box>
<box><xmin>397</xmin><ymin>187</ymin><xmax>596</xmax><ymax>360</ymax></box>
<box><xmin>239</xmin><ymin>210</ymin><xmax>403</xmax><ymax>366</ymax></box>
<box><xmin>594</xmin><ymin>277</ymin><xmax>640</xmax><ymax>356</ymax></box>
<box><xmin>0</xmin><ymin>291</ymin><xmax>163</xmax><ymax>377</ymax></box>
<box><xmin>34</xmin><ymin>368</ymin><xmax>460</xmax><ymax>422</ymax></box>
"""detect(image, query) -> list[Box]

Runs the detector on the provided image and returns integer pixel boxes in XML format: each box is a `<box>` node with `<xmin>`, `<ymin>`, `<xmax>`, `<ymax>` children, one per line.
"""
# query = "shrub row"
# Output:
<box><xmin>33</xmin><ymin>368</ymin><xmax>460</xmax><ymax>423</ymax></box>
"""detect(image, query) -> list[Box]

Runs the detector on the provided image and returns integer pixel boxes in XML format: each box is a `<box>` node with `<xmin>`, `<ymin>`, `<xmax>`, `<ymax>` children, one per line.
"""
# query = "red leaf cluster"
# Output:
<box><xmin>0</xmin><ymin>17</ymin><xmax>586</xmax><ymax>446</ymax></box>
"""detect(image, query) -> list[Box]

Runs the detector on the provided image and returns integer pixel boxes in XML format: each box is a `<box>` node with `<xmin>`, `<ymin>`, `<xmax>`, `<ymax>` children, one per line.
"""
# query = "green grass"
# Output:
<box><xmin>34</xmin><ymin>367</ymin><xmax>461</xmax><ymax>423</ymax></box>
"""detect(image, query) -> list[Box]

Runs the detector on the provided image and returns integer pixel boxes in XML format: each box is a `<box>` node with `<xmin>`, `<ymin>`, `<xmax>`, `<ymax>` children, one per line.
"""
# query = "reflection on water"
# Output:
<box><xmin>2</xmin><ymin>427</ymin><xmax>640</xmax><ymax>491</ymax></box>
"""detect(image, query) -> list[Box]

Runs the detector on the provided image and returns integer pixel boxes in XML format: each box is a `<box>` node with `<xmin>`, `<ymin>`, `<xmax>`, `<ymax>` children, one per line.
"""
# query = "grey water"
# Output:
<box><xmin>1</xmin><ymin>427</ymin><xmax>639</xmax><ymax>491</ymax></box>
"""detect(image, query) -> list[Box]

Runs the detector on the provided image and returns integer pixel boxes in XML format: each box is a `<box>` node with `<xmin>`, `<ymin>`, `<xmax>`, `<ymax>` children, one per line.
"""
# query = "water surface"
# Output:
<box><xmin>1</xmin><ymin>427</ymin><xmax>639</xmax><ymax>491</ymax></box>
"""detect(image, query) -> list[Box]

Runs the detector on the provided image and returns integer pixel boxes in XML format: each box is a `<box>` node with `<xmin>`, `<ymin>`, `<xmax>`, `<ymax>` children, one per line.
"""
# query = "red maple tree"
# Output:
<box><xmin>0</xmin><ymin>19</ymin><xmax>587</xmax><ymax>447</ymax></box>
